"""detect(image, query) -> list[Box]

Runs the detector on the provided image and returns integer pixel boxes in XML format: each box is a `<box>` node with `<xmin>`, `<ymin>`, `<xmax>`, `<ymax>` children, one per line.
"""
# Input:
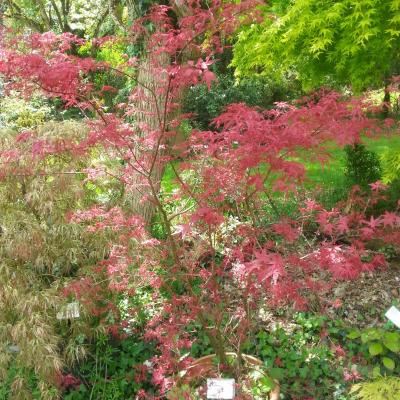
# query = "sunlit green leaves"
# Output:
<box><xmin>351</xmin><ymin>377</ymin><xmax>400</xmax><ymax>400</ymax></box>
<box><xmin>383</xmin><ymin>332</ymin><xmax>400</xmax><ymax>353</ymax></box>
<box><xmin>383</xmin><ymin>357</ymin><xmax>396</xmax><ymax>370</ymax></box>
<box><xmin>232</xmin><ymin>0</ymin><xmax>400</xmax><ymax>92</ymax></box>
<box><xmin>368</xmin><ymin>342</ymin><xmax>384</xmax><ymax>356</ymax></box>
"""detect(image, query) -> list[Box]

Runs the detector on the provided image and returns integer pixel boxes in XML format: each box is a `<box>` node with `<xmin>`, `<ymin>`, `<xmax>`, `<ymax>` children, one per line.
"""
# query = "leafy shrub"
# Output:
<box><xmin>344</xmin><ymin>144</ymin><xmax>382</xmax><ymax>189</ymax></box>
<box><xmin>64</xmin><ymin>334</ymin><xmax>156</xmax><ymax>400</ymax></box>
<box><xmin>78</xmin><ymin>41</ymin><xmax>133</xmax><ymax>109</ymax></box>
<box><xmin>0</xmin><ymin>95</ymin><xmax>51</xmax><ymax>130</ymax></box>
<box><xmin>246</xmin><ymin>314</ymin><xmax>349</xmax><ymax>399</ymax></box>
<box><xmin>380</xmin><ymin>148</ymin><xmax>400</xmax><ymax>183</ymax></box>
<box><xmin>350</xmin><ymin>377</ymin><xmax>400</xmax><ymax>400</ymax></box>
<box><xmin>347</xmin><ymin>327</ymin><xmax>400</xmax><ymax>377</ymax></box>
<box><xmin>0</xmin><ymin>123</ymin><xmax>116</xmax><ymax>399</ymax></box>
<box><xmin>370</xmin><ymin>178</ymin><xmax>400</xmax><ymax>216</ymax></box>
<box><xmin>182</xmin><ymin>74</ymin><xmax>301</xmax><ymax>129</ymax></box>
<box><xmin>0</xmin><ymin>363</ymin><xmax>42</xmax><ymax>400</ymax></box>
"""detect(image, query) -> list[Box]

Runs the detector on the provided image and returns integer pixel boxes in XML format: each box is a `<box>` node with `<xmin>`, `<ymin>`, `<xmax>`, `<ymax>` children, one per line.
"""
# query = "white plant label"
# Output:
<box><xmin>8</xmin><ymin>345</ymin><xmax>20</xmax><ymax>353</ymax></box>
<box><xmin>385</xmin><ymin>306</ymin><xmax>400</xmax><ymax>328</ymax></box>
<box><xmin>56</xmin><ymin>302</ymin><xmax>80</xmax><ymax>320</ymax></box>
<box><xmin>207</xmin><ymin>378</ymin><xmax>235</xmax><ymax>399</ymax></box>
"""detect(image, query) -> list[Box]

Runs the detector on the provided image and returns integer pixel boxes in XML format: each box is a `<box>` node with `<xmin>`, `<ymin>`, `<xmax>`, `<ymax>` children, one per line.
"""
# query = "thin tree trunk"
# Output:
<box><xmin>382</xmin><ymin>86</ymin><xmax>391</xmax><ymax>118</ymax></box>
<box><xmin>129</xmin><ymin>51</ymin><xmax>170</xmax><ymax>225</ymax></box>
<box><xmin>128</xmin><ymin>1</ymin><xmax>192</xmax><ymax>226</ymax></box>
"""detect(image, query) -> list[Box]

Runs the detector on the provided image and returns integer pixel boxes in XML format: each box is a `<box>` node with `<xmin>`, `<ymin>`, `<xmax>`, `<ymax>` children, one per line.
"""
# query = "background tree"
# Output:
<box><xmin>2</xmin><ymin>0</ymin><xmax>126</xmax><ymax>36</ymax></box>
<box><xmin>232</xmin><ymin>0</ymin><xmax>400</xmax><ymax>92</ymax></box>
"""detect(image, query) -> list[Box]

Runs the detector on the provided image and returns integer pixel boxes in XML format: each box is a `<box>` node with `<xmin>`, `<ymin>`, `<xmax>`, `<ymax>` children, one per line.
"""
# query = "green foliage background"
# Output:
<box><xmin>232</xmin><ymin>0</ymin><xmax>400</xmax><ymax>91</ymax></box>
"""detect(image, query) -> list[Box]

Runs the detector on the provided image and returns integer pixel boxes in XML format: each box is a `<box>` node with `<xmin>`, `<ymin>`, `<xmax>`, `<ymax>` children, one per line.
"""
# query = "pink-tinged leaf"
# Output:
<box><xmin>203</xmin><ymin>70</ymin><xmax>216</xmax><ymax>89</ymax></box>
<box><xmin>384</xmin><ymin>118</ymin><xmax>395</xmax><ymax>127</ymax></box>
<box><xmin>101</xmin><ymin>85</ymin><xmax>118</xmax><ymax>93</ymax></box>
<box><xmin>15</xmin><ymin>131</ymin><xmax>32</xmax><ymax>143</ymax></box>
<box><xmin>191</xmin><ymin>206</ymin><xmax>224</xmax><ymax>226</ymax></box>
<box><xmin>247</xmin><ymin>174</ymin><xmax>264</xmax><ymax>191</ymax></box>
<box><xmin>246</xmin><ymin>249</ymin><xmax>286</xmax><ymax>283</ymax></box>
<box><xmin>337</xmin><ymin>216</ymin><xmax>350</xmax><ymax>234</ymax></box>
<box><xmin>370</xmin><ymin>180</ymin><xmax>388</xmax><ymax>191</ymax></box>
<box><xmin>272</xmin><ymin>222</ymin><xmax>299</xmax><ymax>243</ymax></box>
<box><xmin>174</xmin><ymin>224</ymin><xmax>191</xmax><ymax>238</ymax></box>
<box><xmin>381</xmin><ymin>211</ymin><xmax>400</xmax><ymax>227</ymax></box>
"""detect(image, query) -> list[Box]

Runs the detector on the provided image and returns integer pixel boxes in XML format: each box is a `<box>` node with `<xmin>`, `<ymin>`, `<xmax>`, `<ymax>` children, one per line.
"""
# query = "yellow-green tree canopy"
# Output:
<box><xmin>232</xmin><ymin>0</ymin><xmax>400</xmax><ymax>92</ymax></box>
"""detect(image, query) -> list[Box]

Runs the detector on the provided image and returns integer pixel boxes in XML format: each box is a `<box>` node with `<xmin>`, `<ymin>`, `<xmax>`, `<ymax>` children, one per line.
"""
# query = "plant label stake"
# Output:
<box><xmin>385</xmin><ymin>306</ymin><xmax>400</xmax><ymax>328</ymax></box>
<box><xmin>56</xmin><ymin>302</ymin><xmax>80</xmax><ymax>320</ymax></box>
<box><xmin>8</xmin><ymin>345</ymin><xmax>20</xmax><ymax>353</ymax></box>
<box><xmin>207</xmin><ymin>378</ymin><xmax>235</xmax><ymax>399</ymax></box>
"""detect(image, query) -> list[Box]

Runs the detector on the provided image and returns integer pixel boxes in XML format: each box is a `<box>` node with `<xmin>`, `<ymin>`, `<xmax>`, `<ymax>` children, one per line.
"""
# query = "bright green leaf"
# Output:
<box><xmin>372</xmin><ymin>365</ymin><xmax>382</xmax><ymax>378</ymax></box>
<box><xmin>383</xmin><ymin>357</ymin><xmax>395</xmax><ymax>370</ymax></box>
<box><xmin>383</xmin><ymin>332</ymin><xmax>400</xmax><ymax>353</ymax></box>
<box><xmin>369</xmin><ymin>342</ymin><xmax>384</xmax><ymax>356</ymax></box>
<box><xmin>347</xmin><ymin>330</ymin><xmax>361</xmax><ymax>339</ymax></box>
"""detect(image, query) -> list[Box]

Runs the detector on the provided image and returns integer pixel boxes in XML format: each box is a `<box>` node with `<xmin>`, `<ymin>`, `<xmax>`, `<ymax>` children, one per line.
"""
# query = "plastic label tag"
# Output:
<box><xmin>57</xmin><ymin>302</ymin><xmax>80</xmax><ymax>320</ymax></box>
<box><xmin>207</xmin><ymin>378</ymin><xmax>235</xmax><ymax>399</ymax></box>
<box><xmin>8</xmin><ymin>345</ymin><xmax>20</xmax><ymax>353</ymax></box>
<box><xmin>385</xmin><ymin>306</ymin><xmax>400</xmax><ymax>328</ymax></box>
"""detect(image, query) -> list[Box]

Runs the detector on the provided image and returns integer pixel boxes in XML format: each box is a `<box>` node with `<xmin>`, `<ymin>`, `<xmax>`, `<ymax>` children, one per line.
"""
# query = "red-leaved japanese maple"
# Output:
<box><xmin>0</xmin><ymin>1</ymin><xmax>399</xmax><ymax>398</ymax></box>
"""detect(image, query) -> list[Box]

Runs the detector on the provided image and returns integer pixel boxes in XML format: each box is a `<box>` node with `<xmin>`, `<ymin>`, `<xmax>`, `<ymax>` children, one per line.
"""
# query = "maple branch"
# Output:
<box><xmin>169</xmin><ymin>161</ymin><xmax>200</xmax><ymax>205</ymax></box>
<box><xmin>92</xmin><ymin>7</ymin><xmax>110</xmax><ymax>39</ymax></box>
<box><xmin>33</xmin><ymin>0</ymin><xmax>52</xmax><ymax>30</ymax></box>
<box><xmin>59</xmin><ymin>0</ymin><xmax>70</xmax><ymax>31</ymax></box>
<box><xmin>167</xmin><ymin>203</ymin><xmax>195</xmax><ymax>222</ymax></box>
<box><xmin>5</xmin><ymin>0</ymin><xmax>45</xmax><ymax>32</ymax></box>
<box><xmin>49</xmin><ymin>0</ymin><xmax>65</xmax><ymax>32</ymax></box>
<box><xmin>174</xmin><ymin>7</ymin><xmax>246</xmax><ymax>60</ymax></box>
<box><xmin>265</xmin><ymin>192</ymin><xmax>281</xmax><ymax>217</ymax></box>
<box><xmin>108</xmin><ymin>0</ymin><xmax>126</xmax><ymax>32</ymax></box>
<box><xmin>148</xmin><ymin>75</ymin><xmax>172</xmax><ymax>176</ymax></box>
<box><xmin>8</xmin><ymin>171</ymin><xmax>85</xmax><ymax>177</ymax></box>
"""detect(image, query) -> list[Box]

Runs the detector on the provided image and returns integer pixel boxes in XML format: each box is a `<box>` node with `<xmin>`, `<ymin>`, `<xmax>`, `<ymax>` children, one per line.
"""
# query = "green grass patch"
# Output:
<box><xmin>160</xmin><ymin>133</ymin><xmax>400</xmax><ymax>216</ymax></box>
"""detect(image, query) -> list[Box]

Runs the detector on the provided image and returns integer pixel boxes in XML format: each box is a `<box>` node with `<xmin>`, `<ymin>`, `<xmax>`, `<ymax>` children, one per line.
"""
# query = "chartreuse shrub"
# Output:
<box><xmin>232</xmin><ymin>0</ymin><xmax>400</xmax><ymax>92</ymax></box>
<box><xmin>380</xmin><ymin>148</ymin><xmax>400</xmax><ymax>183</ymax></box>
<box><xmin>350</xmin><ymin>377</ymin><xmax>400</xmax><ymax>400</ymax></box>
<box><xmin>78</xmin><ymin>40</ymin><xmax>134</xmax><ymax>108</ymax></box>
<box><xmin>0</xmin><ymin>95</ymin><xmax>51</xmax><ymax>130</ymax></box>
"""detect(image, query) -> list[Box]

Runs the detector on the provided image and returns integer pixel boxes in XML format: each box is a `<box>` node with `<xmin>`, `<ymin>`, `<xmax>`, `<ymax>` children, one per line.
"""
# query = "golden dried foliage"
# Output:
<box><xmin>0</xmin><ymin>121</ymin><xmax>112</xmax><ymax>398</ymax></box>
